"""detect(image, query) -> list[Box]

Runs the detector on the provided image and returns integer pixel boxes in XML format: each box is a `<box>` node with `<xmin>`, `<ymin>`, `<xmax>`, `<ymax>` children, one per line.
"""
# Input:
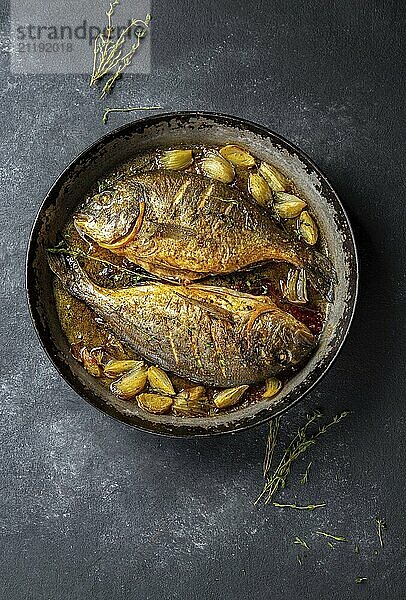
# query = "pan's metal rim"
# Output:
<box><xmin>26</xmin><ymin>110</ymin><xmax>359</xmax><ymax>438</ymax></box>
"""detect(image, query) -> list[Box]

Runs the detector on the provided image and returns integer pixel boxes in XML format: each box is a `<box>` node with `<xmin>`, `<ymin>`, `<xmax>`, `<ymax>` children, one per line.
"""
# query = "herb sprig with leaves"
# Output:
<box><xmin>256</xmin><ymin>411</ymin><xmax>349</xmax><ymax>505</ymax></box>
<box><xmin>90</xmin><ymin>0</ymin><xmax>151</xmax><ymax>98</ymax></box>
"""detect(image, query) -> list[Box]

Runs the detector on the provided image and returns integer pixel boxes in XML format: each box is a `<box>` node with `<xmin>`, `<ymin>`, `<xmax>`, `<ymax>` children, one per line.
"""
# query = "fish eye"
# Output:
<box><xmin>276</xmin><ymin>349</ymin><xmax>292</xmax><ymax>366</ymax></box>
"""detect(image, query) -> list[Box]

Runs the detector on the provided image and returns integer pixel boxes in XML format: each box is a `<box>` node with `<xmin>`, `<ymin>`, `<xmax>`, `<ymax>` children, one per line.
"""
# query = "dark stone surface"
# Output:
<box><xmin>1</xmin><ymin>0</ymin><xmax>405</xmax><ymax>598</ymax></box>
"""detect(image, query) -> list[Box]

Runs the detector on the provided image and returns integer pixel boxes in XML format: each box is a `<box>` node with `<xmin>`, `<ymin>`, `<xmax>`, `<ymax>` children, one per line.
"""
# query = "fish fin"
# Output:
<box><xmin>152</xmin><ymin>222</ymin><xmax>195</xmax><ymax>240</ymax></box>
<box><xmin>242</xmin><ymin>305</ymin><xmax>279</xmax><ymax>337</ymax></box>
<box><xmin>190</xmin><ymin>284</ymin><xmax>276</xmax><ymax>304</ymax></box>
<box><xmin>47</xmin><ymin>252</ymin><xmax>93</xmax><ymax>298</ymax></box>
<box><xmin>171</xmin><ymin>289</ymin><xmax>235</xmax><ymax>324</ymax></box>
<box><xmin>304</xmin><ymin>250</ymin><xmax>337</xmax><ymax>303</ymax></box>
<box><xmin>134</xmin><ymin>259</ymin><xmax>204</xmax><ymax>284</ymax></box>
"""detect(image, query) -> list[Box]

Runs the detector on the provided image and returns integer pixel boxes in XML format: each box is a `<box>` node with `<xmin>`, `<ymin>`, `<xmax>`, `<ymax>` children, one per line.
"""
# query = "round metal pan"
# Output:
<box><xmin>26</xmin><ymin>111</ymin><xmax>358</xmax><ymax>437</ymax></box>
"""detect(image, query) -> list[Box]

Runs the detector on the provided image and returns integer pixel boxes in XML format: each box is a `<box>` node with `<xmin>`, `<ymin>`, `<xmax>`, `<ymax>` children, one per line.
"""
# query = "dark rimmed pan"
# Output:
<box><xmin>26</xmin><ymin>111</ymin><xmax>358</xmax><ymax>437</ymax></box>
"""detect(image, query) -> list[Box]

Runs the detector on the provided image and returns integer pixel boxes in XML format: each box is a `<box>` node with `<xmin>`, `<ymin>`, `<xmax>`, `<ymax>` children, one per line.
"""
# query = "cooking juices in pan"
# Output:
<box><xmin>49</xmin><ymin>144</ymin><xmax>334</xmax><ymax>418</ymax></box>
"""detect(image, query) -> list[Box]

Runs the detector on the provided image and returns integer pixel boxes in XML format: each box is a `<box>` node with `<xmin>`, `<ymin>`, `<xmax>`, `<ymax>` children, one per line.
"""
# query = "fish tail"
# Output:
<box><xmin>303</xmin><ymin>249</ymin><xmax>337</xmax><ymax>303</ymax></box>
<box><xmin>47</xmin><ymin>252</ymin><xmax>94</xmax><ymax>300</ymax></box>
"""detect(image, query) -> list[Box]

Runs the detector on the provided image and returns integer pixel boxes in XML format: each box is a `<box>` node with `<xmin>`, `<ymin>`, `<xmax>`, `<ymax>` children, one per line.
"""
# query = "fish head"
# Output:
<box><xmin>251</xmin><ymin>306</ymin><xmax>316</xmax><ymax>374</ymax></box>
<box><xmin>74</xmin><ymin>181</ymin><xmax>145</xmax><ymax>246</ymax></box>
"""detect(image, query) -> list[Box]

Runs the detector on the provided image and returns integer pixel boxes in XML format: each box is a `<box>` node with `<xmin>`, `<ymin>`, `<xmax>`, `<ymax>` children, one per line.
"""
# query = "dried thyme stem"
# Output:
<box><xmin>293</xmin><ymin>537</ymin><xmax>309</xmax><ymax>549</ymax></box>
<box><xmin>273</xmin><ymin>502</ymin><xmax>325</xmax><ymax>511</ymax></box>
<box><xmin>300</xmin><ymin>461</ymin><xmax>312</xmax><ymax>484</ymax></box>
<box><xmin>263</xmin><ymin>416</ymin><xmax>281</xmax><ymax>479</ymax></box>
<box><xmin>102</xmin><ymin>106</ymin><xmax>163</xmax><ymax>124</ymax></box>
<box><xmin>315</xmin><ymin>531</ymin><xmax>347</xmax><ymax>542</ymax></box>
<box><xmin>375</xmin><ymin>518</ymin><xmax>386</xmax><ymax>548</ymax></box>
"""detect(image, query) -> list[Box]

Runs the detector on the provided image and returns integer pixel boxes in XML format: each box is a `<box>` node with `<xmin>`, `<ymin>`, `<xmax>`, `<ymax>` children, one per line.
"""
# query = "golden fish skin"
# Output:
<box><xmin>48</xmin><ymin>254</ymin><xmax>316</xmax><ymax>388</ymax></box>
<box><xmin>75</xmin><ymin>171</ymin><xmax>336</xmax><ymax>302</ymax></box>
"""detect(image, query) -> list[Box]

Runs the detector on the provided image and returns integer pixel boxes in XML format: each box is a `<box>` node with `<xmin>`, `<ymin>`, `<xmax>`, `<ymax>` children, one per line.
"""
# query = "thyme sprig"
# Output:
<box><xmin>102</xmin><ymin>106</ymin><xmax>163</xmax><ymax>124</ymax></box>
<box><xmin>256</xmin><ymin>411</ymin><xmax>349</xmax><ymax>504</ymax></box>
<box><xmin>375</xmin><ymin>518</ymin><xmax>386</xmax><ymax>548</ymax></box>
<box><xmin>273</xmin><ymin>502</ymin><xmax>326</xmax><ymax>511</ymax></box>
<box><xmin>315</xmin><ymin>531</ymin><xmax>347</xmax><ymax>542</ymax></box>
<box><xmin>90</xmin><ymin>1</ymin><xmax>151</xmax><ymax>98</ymax></box>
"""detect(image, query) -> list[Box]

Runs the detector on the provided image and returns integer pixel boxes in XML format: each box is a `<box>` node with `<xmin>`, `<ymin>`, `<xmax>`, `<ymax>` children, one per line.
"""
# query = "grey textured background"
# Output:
<box><xmin>1</xmin><ymin>1</ymin><xmax>405</xmax><ymax>599</ymax></box>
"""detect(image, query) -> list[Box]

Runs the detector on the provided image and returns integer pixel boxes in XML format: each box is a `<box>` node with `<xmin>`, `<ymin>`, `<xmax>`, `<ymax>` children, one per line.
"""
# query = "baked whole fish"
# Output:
<box><xmin>49</xmin><ymin>254</ymin><xmax>316</xmax><ymax>388</ymax></box>
<box><xmin>74</xmin><ymin>171</ymin><xmax>337</xmax><ymax>302</ymax></box>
